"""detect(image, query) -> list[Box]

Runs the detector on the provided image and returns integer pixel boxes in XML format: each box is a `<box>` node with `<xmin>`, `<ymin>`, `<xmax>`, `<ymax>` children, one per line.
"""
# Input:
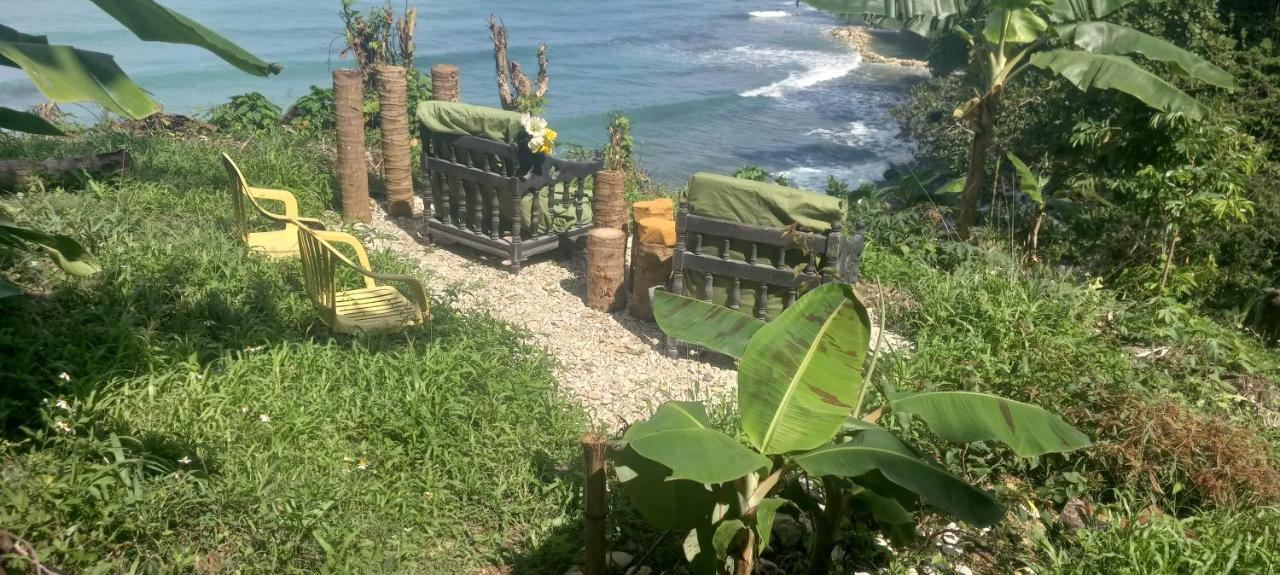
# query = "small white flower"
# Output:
<box><xmin>55</xmin><ymin>399</ymin><xmax>71</xmax><ymax>411</ymax></box>
<box><xmin>258</xmin><ymin>413</ymin><xmax>271</xmax><ymax>423</ymax></box>
<box><xmin>58</xmin><ymin>372</ymin><xmax>71</xmax><ymax>382</ymax></box>
<box><xmin>355</xmin><ymin>458</ymin><xmax>369</xmax><ymax>471</ymax></box>
<box><xmin>178</xmin><ymin>456</ymin><xmax>192</xmax><ymax>465</ymax></box>
<box><xmin>243</xmin><ymin>345</ymin><xmax>265</xmax><ymax>353</ymax></box>
<box><xmin>240</xmin><ymin>406</ymin><xmax>249</xmax><ymax>414</ymax></box>
<box><xmin>55</xmin><ymin>420</ymin><xmax>72</xmax><ymax>433</ymax></box>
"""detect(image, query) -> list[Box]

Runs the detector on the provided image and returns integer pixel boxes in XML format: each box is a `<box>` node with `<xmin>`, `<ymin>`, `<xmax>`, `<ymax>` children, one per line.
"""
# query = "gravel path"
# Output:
<box><xmin>361</xmin><ymin>199</ymin><xmax>900</xmax><ymax>431</ymax></box>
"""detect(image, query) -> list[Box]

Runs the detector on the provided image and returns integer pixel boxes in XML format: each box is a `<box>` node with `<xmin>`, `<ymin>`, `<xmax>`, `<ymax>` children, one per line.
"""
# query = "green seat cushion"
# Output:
<box><xmin>686</xmin><ymin>172</ymin><xmax>845</xmax><ymax>232</ymax></box>
<box><xmin>416</xmin><ymin>101</ymin><xmax>524</xmax><ymax>143</ymax></box>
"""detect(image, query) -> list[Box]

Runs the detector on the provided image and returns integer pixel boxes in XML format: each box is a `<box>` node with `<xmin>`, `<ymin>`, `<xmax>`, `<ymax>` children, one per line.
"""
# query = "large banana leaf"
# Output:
<box><xmin>891</xmin><ymin>391</ymin><xmax>1091</xmax><ymax>457</ymax></box>
<box><xmin>800</xmin><ymin>0</ymin><xmax>971</xmax><ymax>36</ymax></box>
<box><xmin>652</xmin><ymin>288</ymin><xmax>763</xmax><ymax>359</ymax></box>
<box><xmin>612</xmin><ymin>446</ymin><xmax>717</xmax><ymax>530</ymax></box>
<box><xmin>90</xmin><ymin>0</ymin><xmax>281</xmax><ymax>77</ymax></box>
<box><xmin>1007</xmin><ymin>152</ymin><xmax>1046</xmax><ymax>205</ymax></box>
<box><xmin>983</xmin><ymin>6</ymin><xmax>1048</xmax><ymax>44</ymax></box>
<box><xmin>1029</xmin><ymin>49</ymin><xmax>1208</xmax><ymax>120</ymax></box>
<box><xmin>1048</xmin><ymin>0</ymin><xmax>1167</xmax><ymax>22</ymax></box>
<box><xmin>752</xmin><ymin>498</ymin><xmax>792</xmax><ymax>551</ymax></box>
<box><xmin>622</xmin><ymin>401</ymin><xmax>769</xmax><ymax>485</ymax></box>
<box><xmin>0</xmin><ymin>211</ymin><xmax>99</xmax><ymax>276</ymax></box>
<box><xmin>1055</xmin><ymin>22</ymin><xmax>1235</xmax><ymax>90</ymax></box>
<box><xmin>794</xmin><ymin>429</ymin><xmax>1004</xmax><ymax>526</ymax></box>
<box><xmin>739</xmin><ymin>283</ymin><xmax>871</xmax><ymax>454</ymax></box>
<box><xmin>0</xmin><ymin>40</ymin><xmax>159</xmax><ymax>119</ymax></box>
<box><xmin>0</xmin><ymin>107</ymin><xmax>65</xmax><ymax>136</ymax></box>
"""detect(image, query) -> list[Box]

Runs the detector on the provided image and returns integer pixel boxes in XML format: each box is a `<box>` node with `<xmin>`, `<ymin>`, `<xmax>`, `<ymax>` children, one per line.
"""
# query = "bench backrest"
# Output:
<box><xmin>671</xmin><ymin>199</ymin><xmax>864</xmax><ymax>322</ymax></box>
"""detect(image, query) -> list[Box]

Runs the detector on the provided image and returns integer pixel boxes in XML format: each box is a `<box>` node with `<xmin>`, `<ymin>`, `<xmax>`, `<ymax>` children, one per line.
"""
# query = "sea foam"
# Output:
<box><xmin>737</xmin><ymin>47</ymin><xmax>862</xmax><ymax>98</ymax></box>
<box><xmin>748</xmin><ymin>10</ymin><xmax>790</xmax><ymax>18</ymax></box>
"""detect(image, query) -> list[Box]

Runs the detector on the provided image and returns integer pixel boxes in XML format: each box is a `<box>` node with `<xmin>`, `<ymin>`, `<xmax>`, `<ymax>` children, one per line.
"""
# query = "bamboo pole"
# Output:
<box><xmin>581</xmin><ymin>433</ymin><xmax>607</xmax><ymax>575</ymax></box>
<box><xmin>431</xmin><ymin>64</ymin><xmax>460</xmax><ymax>102</ymax></box>
<box><xmin>376</xmin><ymin>65</ymin><xmax>414</xmax><ymax>218</ymax></box>
<box><xmin>333</xmin><ymin>69</ymin><xmax>371</xmax><ymax>223</ymax></box>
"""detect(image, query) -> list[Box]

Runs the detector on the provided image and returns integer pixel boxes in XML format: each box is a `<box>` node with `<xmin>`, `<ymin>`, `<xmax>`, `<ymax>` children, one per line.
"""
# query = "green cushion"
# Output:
<box><xmin>686</xmin><ymin>172</ymin><xmax>845</xmax><ymax>232</ymax></box>
<box><xmin>416</xmin><ymin>101</ymin><xmax>524</xmax><ymax>143</ymax></box>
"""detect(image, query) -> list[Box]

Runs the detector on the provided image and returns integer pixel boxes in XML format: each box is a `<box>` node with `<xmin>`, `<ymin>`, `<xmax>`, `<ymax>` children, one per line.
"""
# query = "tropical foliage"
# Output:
<box><xmin>615</xmin><ymin>284</ymin><xmax>1089</xmax><ymax>574</ymax></box>
<box><xmin>802</xmin><ymin>0</ymin><xmax>1236</xmax><ymax>238</ymax></box>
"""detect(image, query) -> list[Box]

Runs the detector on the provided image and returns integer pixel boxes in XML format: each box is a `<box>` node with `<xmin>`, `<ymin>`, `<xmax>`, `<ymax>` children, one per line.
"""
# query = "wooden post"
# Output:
<box><xmin>586</xmin><ymin>228</ymin><xmax>627</xmax><ymax>312</ymax></box>
<box><xmin>593</xmin><ymin>170</ymin><xmax>626</xmax><ymax>233</ymax></box>
<box><xmin>630</xmin><ymin>241</ymin><xmax>674</xmax><ymax>321</ymax></box>
<box><xmin>431</xmin><ymin>64</ymin><xmax>460</xmax><ymax>102</ymax></box>
<box><xmin>376</xmin><ymin>65</ymin><xmax>414</xmax><ymax>218</ymax></box>
<box><xmin>333</xmin><ymin>69</ymin><xmax>371</xmax><ymax>223</ymax></box>
<box><xmin>581</xmin><ymin>433</ymin><xmax>607</xmax><ymax>575</ymax></box>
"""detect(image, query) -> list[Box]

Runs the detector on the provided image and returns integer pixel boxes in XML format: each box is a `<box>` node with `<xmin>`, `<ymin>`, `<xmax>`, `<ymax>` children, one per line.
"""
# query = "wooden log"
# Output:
<box><xmin>431</xmin><ymin>64</ymin><xmax>460</xmax><ymax>102</ymax></box>
<box><xmin>586</xmin><ymin>228</ymin><xmax>627</xmax><ymax>312</ymax></box>
<box><xmin>630</xmin><ymin>240</ymin><xmax>674</xmax><ymax>321</ymax></box>
<box><xmin>0</xmin><ymin>149</ymin><xmax>129</xmax><ymax>191</ymax></box>
<box><xmin>593</xmin><ymin>170</ymin><xmax>626</xmax><ymax>232</ymax></box>
<box><xmin>334</xmin><ymin>69</ymin><xmax>371</xmax><ymax>223</ymax></box>
<box><xmin>581</xmin><ymin>433</ymin><xmax>608</xmax><ymax>575</ymax></box>
<box><xmin>376</xmin><ymin>65</ymin><xmax>414</xmax><ymax>218</ymax></box>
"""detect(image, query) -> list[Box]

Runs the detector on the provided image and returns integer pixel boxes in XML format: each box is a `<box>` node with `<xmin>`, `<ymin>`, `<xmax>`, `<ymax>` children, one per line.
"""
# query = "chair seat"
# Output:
<box><xmin>332</xmin><ymin>285</ymin><xmax>422</xmax><ymax>334</ymax></box>
<box><xmin>246</xmin><ymin>229</ymin><xmax>300</xmax><ymax>259</ymax></box>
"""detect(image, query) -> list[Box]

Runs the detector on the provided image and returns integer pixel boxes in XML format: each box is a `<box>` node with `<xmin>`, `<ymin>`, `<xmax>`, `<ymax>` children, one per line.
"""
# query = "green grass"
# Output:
<box><xmin>1</xmin><ymin>128</ymin><xmax>587</xmax><ymax>573</ymax></box>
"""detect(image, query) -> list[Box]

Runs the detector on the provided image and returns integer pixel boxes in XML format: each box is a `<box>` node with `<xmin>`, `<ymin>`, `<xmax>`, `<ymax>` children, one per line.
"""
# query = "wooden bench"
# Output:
<box><xmin>418</xmin><ymin>127</ymin><xmax>601</xmax><ymax>274</ymax></box>
<box><xmin>665</xmin><ymin>183</ymin><xmax>864</xmax><ymax>357</ymax></box>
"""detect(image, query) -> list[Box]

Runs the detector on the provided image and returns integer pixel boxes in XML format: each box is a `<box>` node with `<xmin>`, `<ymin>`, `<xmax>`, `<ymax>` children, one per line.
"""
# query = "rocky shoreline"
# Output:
<box><xmin>833</xmin><ymin>26</ymin><xmax>927</xmax><ymax>69</ymax></box>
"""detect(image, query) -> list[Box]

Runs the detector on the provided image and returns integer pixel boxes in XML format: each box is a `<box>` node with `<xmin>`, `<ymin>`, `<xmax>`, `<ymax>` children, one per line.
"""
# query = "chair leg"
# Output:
<box><xmin>665</xmin><ymin>335</ymin><xmax>679</xmax><ymax>358</ymax></box>
<box><xmin>510</xmin><ymin>259</ymin><xmax>522</xmax><ymax>275</ymax></box>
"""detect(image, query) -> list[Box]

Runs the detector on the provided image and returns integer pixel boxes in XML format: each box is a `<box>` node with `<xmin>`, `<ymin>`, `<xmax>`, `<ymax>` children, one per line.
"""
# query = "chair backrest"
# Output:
<box><xmin>221</xmin><ymin>153</ymin><xmax>251</xmax><ymax>243</ymax></box>
<box><xmin>297</xmin><ymin>228</ymin><xmax>340</xmax><ymax>322</ymax></box>
<box><xmin>671</xmin><ymin>174</ymin><xmax>863</xmax><ymax>321</ymax></box>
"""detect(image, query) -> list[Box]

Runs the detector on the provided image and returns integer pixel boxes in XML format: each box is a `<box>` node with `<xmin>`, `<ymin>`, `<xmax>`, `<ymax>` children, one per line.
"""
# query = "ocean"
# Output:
<box><xmin>0</xmin><ymin>0</ymin><xmax>926</xmax><ymax>189</ymax></box>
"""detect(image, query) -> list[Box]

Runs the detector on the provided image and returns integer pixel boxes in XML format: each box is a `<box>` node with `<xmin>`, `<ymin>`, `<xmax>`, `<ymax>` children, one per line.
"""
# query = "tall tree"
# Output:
<box><xmin>802</xmin><ymin>0</ymin><xmax>1235</xmax><ymax>239</ymax></box>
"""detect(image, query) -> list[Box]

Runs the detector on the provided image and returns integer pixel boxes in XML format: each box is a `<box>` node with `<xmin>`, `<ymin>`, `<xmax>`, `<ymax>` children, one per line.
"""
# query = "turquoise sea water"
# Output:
<box><xmin>1</xmin><ymin>0</ymin><xmax>926</xmax><ymax>188</ymax></box>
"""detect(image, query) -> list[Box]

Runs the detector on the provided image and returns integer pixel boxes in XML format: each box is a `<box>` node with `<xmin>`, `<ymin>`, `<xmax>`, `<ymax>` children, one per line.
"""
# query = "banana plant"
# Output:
<box><xmin>0</xmin><ymin>206</ymin><xmax>98</xmax><ymax>298</ymax></box>
<box><xmin>800</xmin><ymin>0</ymin><xmax>1235</xmax><ymax>240</ymax></box>
<box><xmin>614</xmin><ymin>283</ymin><xmax>1090</xmax><ymax>574</ymax></box>
<box><xmin>1006</xmin><ymin>152</ymin><xmax>1050</xmax><ymax>261</ymax></box>
<box><xmin>1</xmin><ymin>0</ymin><xmax>280</xmax><ymax>134</ymax></box>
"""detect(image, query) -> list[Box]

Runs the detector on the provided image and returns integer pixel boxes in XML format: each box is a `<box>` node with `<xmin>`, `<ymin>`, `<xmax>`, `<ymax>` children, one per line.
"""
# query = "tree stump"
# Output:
<box><xmin>431</xmin><ymin>64</ymin><xmax>460</xmax><ymax>102</ymax></box>
<box><xmin>593</xmin><ymin>170</ymin><xmax>626</xmax><ymax>232</ymax></box>
<box><xmin>630</xmin><ymin>240</ymin><xmax>674</xmax><ymax>321</ymax></box>
<box><xmin>376</xmin><ymin>65</ymin><xmax>414</xmax><ymax>218</ymax></box>
<box><xmin>333</xmin><ymin>69</ymin><xmax>371</xmax><ymax>223</ymax></box>
<box><xmin>586</xmin><ymin>228</ymin><xmax>627</xmax><ymax>312</ymax></box>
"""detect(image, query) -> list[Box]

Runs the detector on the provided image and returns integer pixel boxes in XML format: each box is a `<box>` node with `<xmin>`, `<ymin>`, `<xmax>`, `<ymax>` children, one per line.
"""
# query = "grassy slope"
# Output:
<box><xmin>855</xmin><ymin>208</ymin><xmax>1280</xmax><ymax>572</ymax></box>
<box><xmin>1</xmin><ymin>128</ymin><xmax>586</xmax><ymax>573</ymax></box>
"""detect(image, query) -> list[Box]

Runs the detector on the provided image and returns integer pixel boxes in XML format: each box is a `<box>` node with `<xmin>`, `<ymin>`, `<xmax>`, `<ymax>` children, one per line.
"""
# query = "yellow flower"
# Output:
<box><xmin>536</xmin><ymin>128</ymin><xmax>557</xmax><ymax>155</ymax></box>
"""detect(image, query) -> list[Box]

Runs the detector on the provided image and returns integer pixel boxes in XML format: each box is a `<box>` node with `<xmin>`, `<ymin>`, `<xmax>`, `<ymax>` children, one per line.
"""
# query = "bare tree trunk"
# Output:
<box><xmin>733</xmin><ymin>529</ymin><xmax>756</xmax><ymax>575</ymax></box>
<box><xmin>488</xmin><ymin>15</ymin><xmax>515</xmax><ymax>110</ymax></box>
<box><xmin>956</xmin><ymin>97</ymin><xmax>998</xmax><ymax>240</ymax></box>
<box><xmin>376</xmin><ymin>65</ymin><xmax>414</xmax><ymax>218</ymax></box>
<box><xmin>431</xmin><ymin>64</ymin><xmax>460</xmax><ymax>102</ymax></box>
<box><xmin>1158</xmin><ymin>231</ymin><xmax>1179</xmax><ymax>294</ymax></box>
<box><xmin>488</xmin><ymin>15</ymin><xmax>549</xmax><ymax>111</ymax></box>
<box><xmin>0</xmin><ymin>149</ymin><xmax>129</xmax><ymax>191</ymax></box>
<box><xmin>1025</xmin><ymin>205</ymin><xmax>1045</xmax><ymax>263</ymax></box>
<box><xmin>334</xmin><ymin>69</ymin><xmax>371</xmax><ymax>223</ymax></box>
<box><xmin>396</xmin><ymin>7</ymin><xmax>417</xmax><ymax>68</ymax></box>
<box><xmin>587</xmin><ymin>228</ymin><xmax>627</xmax><ymax>311</ymax></box>
<box><xmin>581</xmin><ymin>433</ymin><xmax>608</xmax><ymax>575</ymax></box>
<box><xmin>807</xmin><ymin>479</ymin><xmax>846</xmax><ymax>575</ymax></box>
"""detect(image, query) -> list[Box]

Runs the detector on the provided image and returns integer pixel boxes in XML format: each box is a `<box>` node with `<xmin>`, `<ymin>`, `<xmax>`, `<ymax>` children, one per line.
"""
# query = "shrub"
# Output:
<box><xmin>207</xmin><ymin>92</ymin><xmax>281</xmax><ymax>133</ymax></box>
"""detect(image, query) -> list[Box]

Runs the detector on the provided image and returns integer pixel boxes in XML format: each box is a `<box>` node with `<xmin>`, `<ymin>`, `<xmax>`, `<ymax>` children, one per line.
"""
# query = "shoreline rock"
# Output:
<box><xmin>833</xmin><ymin>26</ymin><xmax>927</xmax><ymax>69</ymax></box>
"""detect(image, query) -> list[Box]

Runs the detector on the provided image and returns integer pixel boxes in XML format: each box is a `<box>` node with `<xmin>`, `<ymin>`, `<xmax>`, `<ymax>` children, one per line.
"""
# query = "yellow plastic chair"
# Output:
<box><xmin>221</xmin><ymin>153</ymin><xmax>325</xmax><ymax>258</ymax></box>
<box><xmin>296</xmin><ymin>226</ymin><xmax>430</xmax><ymax>335</ymax></box>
